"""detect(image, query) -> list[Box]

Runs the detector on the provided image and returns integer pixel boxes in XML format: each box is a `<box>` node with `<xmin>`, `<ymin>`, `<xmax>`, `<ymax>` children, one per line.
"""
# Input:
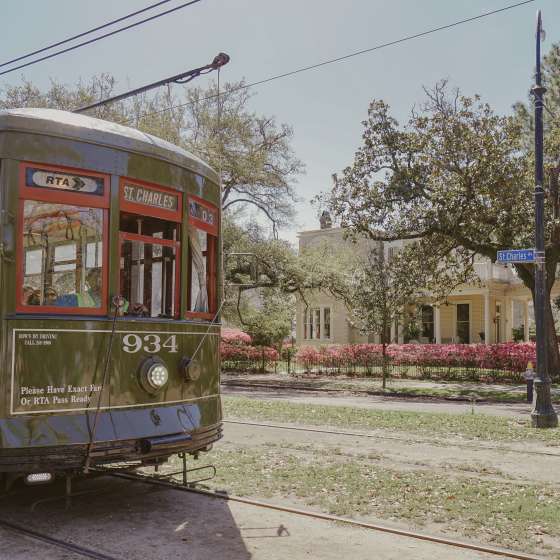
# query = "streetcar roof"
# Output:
<box><xmin>0</xmin><ymin>108</ymin><xmax>219</xmax><ymax>184</ymax></box>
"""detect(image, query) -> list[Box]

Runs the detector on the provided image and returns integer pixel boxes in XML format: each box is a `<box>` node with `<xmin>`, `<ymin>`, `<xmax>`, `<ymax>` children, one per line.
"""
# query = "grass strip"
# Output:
<box><xmin>169</xmin><ymin>445</ymin><xmax>560</xmax><ymax>557</ymax></box>
<box><xmin>222</xmin><ymin>396</ymin><xmax>560</xmax><ymax>444</ymax></box>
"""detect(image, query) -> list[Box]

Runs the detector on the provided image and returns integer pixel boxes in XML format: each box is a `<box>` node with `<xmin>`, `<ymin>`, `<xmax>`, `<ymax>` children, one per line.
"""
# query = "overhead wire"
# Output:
<box><xmin>0</xmin><ymin>0</ymin><xmax>203</xmax><ymax>78</ymax></box>
<box><xmin>543</xmin><ymin>103</ymin><xmax>559</xmax><ymax>122</ymax></box>
<box><xmin>134</xmin><ymin>0</ymin><xmax>536</xmax><ymax>121</ymax></box>
<box><xmin>0</xmin><ymin>0</ymin><xmax>174</xmax><ymax>70</ymax></box>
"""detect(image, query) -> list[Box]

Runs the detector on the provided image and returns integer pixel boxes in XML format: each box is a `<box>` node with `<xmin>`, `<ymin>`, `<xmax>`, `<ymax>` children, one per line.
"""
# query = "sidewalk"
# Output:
<box><xmin>221</xmin><ymin>371</ymin><xmax>560</xmax><ymax>403</ymax></box>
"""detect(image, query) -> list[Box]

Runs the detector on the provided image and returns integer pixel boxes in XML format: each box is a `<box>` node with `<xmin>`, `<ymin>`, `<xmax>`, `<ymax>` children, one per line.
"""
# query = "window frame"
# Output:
<box><xmin>421</xmin><ymin>305</ymin><xmax>435</xmax><ymax>342</ymax></box>
<box><xmin>323</xmin><ymin>307</ymin><xmax>331</xmax><ymax>340</ymax></box>
<box><xmin>186</xmin><ymin>194</ymin><xmax>219</xmax><ymax>321</ymax></box>
<box><xmin>455</xmin><ymin>302</ymin><xmax>471</xmax><ymax>344</ymax></box>
<box><xmin>303</xmin><ymin>306</ymin><xmax>332</xmax><ymax>341</ymax></box>
<box><xmin>16</xmin><ymin>162</ymin><xmax>110</xmax><ymax>316</ymax></box>
<box><xmin>118</xmin><ymin>231</ymin><xmax>181</xmax><ymax>320</ymax></box>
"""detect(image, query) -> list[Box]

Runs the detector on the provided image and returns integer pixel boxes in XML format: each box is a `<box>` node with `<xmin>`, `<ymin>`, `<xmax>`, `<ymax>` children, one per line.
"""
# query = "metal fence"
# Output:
<box><xmin>221</xmin><ymin>354</ymin><xmax>527</xmax><ymax>384</ymax></box>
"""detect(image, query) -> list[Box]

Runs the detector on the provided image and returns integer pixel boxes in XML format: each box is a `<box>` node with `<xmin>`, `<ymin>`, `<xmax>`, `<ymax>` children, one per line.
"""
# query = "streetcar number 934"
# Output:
<box><xmin>122</xmin><ymin>333</ymin><xmax>179</xmax><ymax>354</ymax></box>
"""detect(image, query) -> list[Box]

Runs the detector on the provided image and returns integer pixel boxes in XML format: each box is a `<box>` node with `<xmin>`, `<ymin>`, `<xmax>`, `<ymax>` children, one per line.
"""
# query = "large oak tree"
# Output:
<box><xmin>323</xmin><ymin>80</ymin><xmax>560</xmax><ymax>375</ymax></box>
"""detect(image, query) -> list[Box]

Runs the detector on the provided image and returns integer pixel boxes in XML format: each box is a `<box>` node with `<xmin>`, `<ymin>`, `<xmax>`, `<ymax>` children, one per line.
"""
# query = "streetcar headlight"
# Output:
<box><xmin>138</xmin><ymin>357</ymin><xmax>169</xmax><ymax>394</ymax></box>
<box><xmin>25</xmin><ymin>472</ymin><xmax>53</xmax><ymax>485</ymax></box>
<box><xmin>147</xmin><ymin>363</ymin><xmax>169</xmax><ymax>389</ymax></box>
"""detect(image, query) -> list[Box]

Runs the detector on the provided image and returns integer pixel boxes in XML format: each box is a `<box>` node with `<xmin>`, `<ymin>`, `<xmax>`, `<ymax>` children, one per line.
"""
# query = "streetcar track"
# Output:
<box><xmin>222</xmin><ymin>419</ymin><xmax>560</xmax><ymax>458</ymax></box>
<box><xmin>0</xmin><ymin>517</ymin><xmax>120</xmax><ymax>560</ymax></box>
<box><xmin>102</xmin><ymin>469</ymin><xmax>545</xmax><ymax>560</ymax></box>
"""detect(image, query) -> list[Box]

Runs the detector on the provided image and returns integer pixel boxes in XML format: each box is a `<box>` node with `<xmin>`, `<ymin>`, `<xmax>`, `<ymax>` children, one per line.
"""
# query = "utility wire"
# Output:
<box><xmin>0</xmin><ymin>0</ymin><xmax>203</xmax><ymax>78</ymax></box>
<box><xmin>0</xmin><ymin>0</ymin><xmax>174</xmax><ymax>70</ymax></box>
<box><xmin>136</xmin><ymin>0</ymin><xmax>536</xmax><ymax>121</ymax></box>
<box><xmin>544</xmin><ymin>103</ymin><xmax>559</xmax><ymax>122</ymax></box>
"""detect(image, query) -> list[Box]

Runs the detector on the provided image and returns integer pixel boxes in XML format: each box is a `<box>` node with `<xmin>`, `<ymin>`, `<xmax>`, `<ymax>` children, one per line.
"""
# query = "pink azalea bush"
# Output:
<box><xmin>220</xmin><ymin>327</ymin><xmax>537</xmax><ymax>381</ymax></box>
<box><xmin>220</xmin><ymin>327</ymin><xmax>278</xmax><ymax>370</ymax></box>
<box><xmin>221</xmin><ymin>327</ymin><xmax>252</xmax><ymax>346</ymax></box>
<box><xmin>294</xmin><ymin>343</ymin><xmax>536</xmax><ymax>383</ymax></box>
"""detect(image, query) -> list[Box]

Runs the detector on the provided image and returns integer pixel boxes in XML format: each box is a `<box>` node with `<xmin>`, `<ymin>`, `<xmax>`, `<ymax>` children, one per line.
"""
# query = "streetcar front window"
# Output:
<box><xmin>21</xmin><ymin>201</ymin><xmax>104</xmax><ymax>309</ymax></box>
<box><xmin>119</xmin><ymin>237</ymin><xmax>179</xmax><ymax>318</ymax></box>
<box><xmin>118</xmin><ymin>179</ymin><xmax>182</xmax><ymax>319</ymax></box>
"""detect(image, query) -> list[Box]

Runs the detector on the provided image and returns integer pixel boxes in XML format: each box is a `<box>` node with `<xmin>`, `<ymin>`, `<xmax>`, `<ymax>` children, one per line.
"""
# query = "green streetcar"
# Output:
<box><xmin>0</xmin><ymin>108</ymin><xmax>222</xmax><ymax>486</ymax></box>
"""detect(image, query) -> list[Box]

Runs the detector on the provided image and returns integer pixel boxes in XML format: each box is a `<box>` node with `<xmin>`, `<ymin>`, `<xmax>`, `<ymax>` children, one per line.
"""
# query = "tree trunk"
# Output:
<box><xmin>531</xmin><ymin>287</ymin><xmax>560</xmax><ymax>379</ymax></box>
<box><xmin>380</xmin><ymin>329</ymin><xmax>388</xmax><ymax>390</ymax></box>
<box><xmin>544</xmin><ymin>296</ymin><xmax>560</xmax><ymax>379</ymax></box>
<box><xmin>515</xmin><ymin>262</ymin><xmax>560</xmax><ymax>379</ymax></box>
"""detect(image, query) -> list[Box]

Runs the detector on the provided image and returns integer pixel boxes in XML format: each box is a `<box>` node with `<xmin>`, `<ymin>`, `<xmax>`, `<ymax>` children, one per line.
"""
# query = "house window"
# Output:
<box><xmin>314</xmin><ymin>308</ymin><xmax>321</xmax><ymax>339</ymax></box>
<box><xmin>187</xmin><ymin>196</ymin><xmax>218</xmax><ymax>319</ymax></box>
<box><xmin>456</xmin><ymin>303</ymin><xmax>470</xmax><ymax>344</ymax></box>
<box><xmin>18</xmin><ymin>163</ymin><xmax>109</xmax><ymax>315</ymax></box>
<box><xmin>421</xmin><ymin>305</ymin><xmax>434</xmax><ymax>342</ymax></box>
<box><xmin>119</xmin><ymin>180</ymin><xmax>182</xmax><ymax>319</ymax></box>
<box><xmin>304</xmin><ymin>308</ymin><xmax>313</xmax><ymax>339</ymax></box>
<box><xmin>304</xmin><ymin>307</ymin><xmax>332</xmax><ymax>340</ymax></box>
<box><xmin>324</xmin><ymin>307</ymin><xmax>331</xmax><ymax>339</ymax></box>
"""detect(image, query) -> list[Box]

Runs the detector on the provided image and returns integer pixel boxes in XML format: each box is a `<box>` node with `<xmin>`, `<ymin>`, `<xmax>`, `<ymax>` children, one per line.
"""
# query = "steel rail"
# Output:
<box><xmin>105</xmin><ymin>469</ymin><xmax>544</xmax><ymax>560</ymax></box>
<box><xmin>222</xmin><ymin>419</ymin><xmax>560</xmax><ymax>458</ymax></box>
<box><xmin>0</xmin><ymin>517</ymin><xmax>121</xmax><ymax>560</ymax></box>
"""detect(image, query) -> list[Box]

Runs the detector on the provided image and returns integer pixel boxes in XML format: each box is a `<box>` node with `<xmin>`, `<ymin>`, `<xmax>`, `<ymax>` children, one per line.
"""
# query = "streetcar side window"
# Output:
<box><xmin>21</xmin><ymin>202</ymin><xmax>104</xmax><ymax>309</ymax></box>
<box><xmin>187</xmin><ymin>197</ymin><xmax>218</xmax><ymax>319</ymax></box>
<box><xmin>18</xmin><ymin>162</ymin><xmax>109</xmax><ymax>316</ymax></box>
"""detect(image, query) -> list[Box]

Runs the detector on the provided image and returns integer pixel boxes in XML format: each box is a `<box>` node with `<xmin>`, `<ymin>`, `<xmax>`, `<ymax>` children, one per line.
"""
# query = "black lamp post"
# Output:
<box><xmin>530</xmin><ymin>10</ymin><xmax>558</xmax><ymax>428</ymax></box>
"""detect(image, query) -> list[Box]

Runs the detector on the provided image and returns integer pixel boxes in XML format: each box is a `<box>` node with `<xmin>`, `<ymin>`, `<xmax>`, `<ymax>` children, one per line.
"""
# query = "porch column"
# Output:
<box><xmin>503</xmin><ymin>296</ymin><xmax>511</xmax><ymax>342</ymax></box>
<box><xmin>484</xmin><ymin>292</ymin><xmax>491</xmax><ymax>344</ymax></box>
<box><xmin>509</xmin><ymin>298</ymin><xmax>516</xmax><ymax>341</ymax></box>
<box><xmin>397</xmin><ymin>321</ymin><xmax>404</xmax><ymax>344</ymax></box>
<box><xmin>434</xmin><ymin>305</ymin><xmax>441</xmax><ymax>344</ymax></box>
<box><xmin>524</xmin><ymin>300</ymin><xmax>530</xmax><ymax>342</ymax></box>
<box><xmin>390</xmin><ymin>320</ymin><xmax>396</xmax><ymax>343</ymax></box>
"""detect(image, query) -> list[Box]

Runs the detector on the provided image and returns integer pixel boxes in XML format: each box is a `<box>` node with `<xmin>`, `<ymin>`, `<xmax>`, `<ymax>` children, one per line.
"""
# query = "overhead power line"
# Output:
<box><xmin>0</xmin><ymin>0</ymin><xmax>203</xmax><ymax>78</ymax></box>
<box><xmin>0</xmin><ymin>0</ymin><xmax>174</xmax><ymax>70</ymax></box>
<box><xmin>137</xmin><ymin>0</ymin><xmax>536</xmax><ymax>120</ymax></box>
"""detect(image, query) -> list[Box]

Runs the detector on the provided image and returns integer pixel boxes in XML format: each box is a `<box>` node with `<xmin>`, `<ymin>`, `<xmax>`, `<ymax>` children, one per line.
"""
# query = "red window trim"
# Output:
<box><xmin>20</xmin><ymin>161</ymin><xmax>110</xmax><ymax>208</ymax></box>
<box><xmin>16</xmin><ymin>206</ymin><xmax>109</xmax><ymax>316</ymax></box>
<box><xmin>119</xmin><ymin>231</ymin><xmax>180</xmax><ymax>248</ymax></box>
<box><xmin>118</xmin><ymin>232</ymin><xmax>181</xmax><ymax>319</ymax></box>
<box><xmin>187</xmin><ymin>194</ymin><xmax>219</xmax><ymax>236</ymax></box>
<box><xmin>119</xmin><ymin>177</ymin><xmax>182</xmax><ymax>222</ymax></box>
<box><xmin>17</xmin><ymin>162</ymin><xmax>110</xmax><ymax>316</ymax></box>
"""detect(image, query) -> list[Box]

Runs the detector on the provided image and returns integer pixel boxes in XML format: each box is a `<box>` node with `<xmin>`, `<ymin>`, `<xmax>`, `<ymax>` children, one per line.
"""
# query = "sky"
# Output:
<box><xmin>2</xmin><ymin>0</ymin><xmax>560</xmax><ymax>244</ymax></box>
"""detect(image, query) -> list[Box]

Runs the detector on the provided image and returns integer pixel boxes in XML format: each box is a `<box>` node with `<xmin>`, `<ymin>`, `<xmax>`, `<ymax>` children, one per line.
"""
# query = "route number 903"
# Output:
<box><xmin>122</xmin><ymin>333</ymin><xmax>179</xmax><ymax>354</ymax></box>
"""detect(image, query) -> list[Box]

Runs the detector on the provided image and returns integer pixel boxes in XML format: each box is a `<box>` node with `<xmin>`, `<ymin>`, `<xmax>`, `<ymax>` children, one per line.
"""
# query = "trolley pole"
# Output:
<box><xmin>74</xmin><ymin>53</ymin><xmax>230</xmax><ymax>113</ymax></box>
<box><xmin>530</xmin><ymin>10</ymin><xmax>558</xmax><ymax>428</ymax></box>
